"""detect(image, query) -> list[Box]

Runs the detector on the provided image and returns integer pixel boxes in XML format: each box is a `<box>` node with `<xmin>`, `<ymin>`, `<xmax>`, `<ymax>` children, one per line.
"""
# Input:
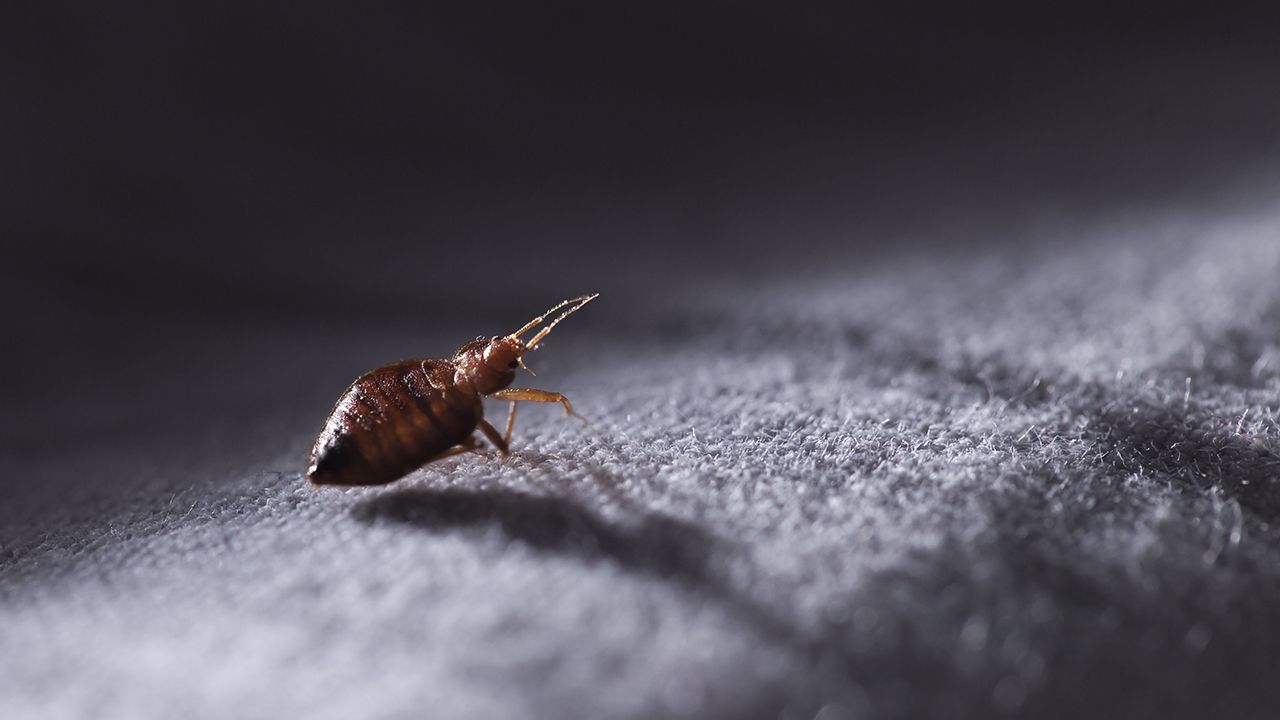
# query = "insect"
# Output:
<box><xmin>307</xmin><ymin>294</ymin><xmax>598</xmax><ymax>486</ymax></box>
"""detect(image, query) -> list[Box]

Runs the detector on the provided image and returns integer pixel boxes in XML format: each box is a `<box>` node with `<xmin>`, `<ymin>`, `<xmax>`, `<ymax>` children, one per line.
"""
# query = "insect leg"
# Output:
<box><xmin>488</xmin><ymin>388</ymin><xmax>584</xmax><ymax>422</ymax></box>
<box><xmin>504</xmin><ymin>401</ymin><xmax>518</xmax><ymax>444</ymax></box>
<box><xmin>477</xmin><ymin>418</ymin><xmax>511</xmax><ymax>454</ymax></box>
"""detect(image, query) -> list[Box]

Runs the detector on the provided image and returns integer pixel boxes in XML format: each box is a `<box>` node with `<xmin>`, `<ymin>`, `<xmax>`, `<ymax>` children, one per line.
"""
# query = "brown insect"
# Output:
<box><xmin>307</xmin><ymin>294</ymin><xmax>598</xmax><ymax>486</ymax></box>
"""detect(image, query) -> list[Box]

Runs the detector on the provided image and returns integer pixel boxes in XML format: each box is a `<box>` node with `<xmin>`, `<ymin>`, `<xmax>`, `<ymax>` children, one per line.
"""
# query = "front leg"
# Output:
<box><xmin>487</xmin><ymin>388</ymin><xmax>585</xmax><ymax>444</ymax></box>
<box><xmin>489</xmin><ymin>388</ymin><xmax>581</xmax><ymax>418</ymax></box>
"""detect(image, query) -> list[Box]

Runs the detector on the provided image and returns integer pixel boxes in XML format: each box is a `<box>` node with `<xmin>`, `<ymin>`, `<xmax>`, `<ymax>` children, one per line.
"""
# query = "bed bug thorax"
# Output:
<box><xmin>306</xmin><ymin>294</ymin><xmax>597</xmax><ymax>487</ymax></box>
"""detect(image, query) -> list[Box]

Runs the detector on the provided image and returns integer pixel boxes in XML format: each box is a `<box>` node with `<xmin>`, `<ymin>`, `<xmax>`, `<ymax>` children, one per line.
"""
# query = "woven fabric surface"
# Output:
<box><xmin>4</xmin><ymin>199</ymin><xmax>1280</xmax><ymax>719</ymax></box>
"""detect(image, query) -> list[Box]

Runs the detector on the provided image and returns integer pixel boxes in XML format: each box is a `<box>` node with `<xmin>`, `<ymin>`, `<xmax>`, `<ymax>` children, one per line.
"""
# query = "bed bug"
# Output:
<box><xmin>306</xmin><ymin>294</ymin><xmax>598</xmax><ymax>487</ymax></box>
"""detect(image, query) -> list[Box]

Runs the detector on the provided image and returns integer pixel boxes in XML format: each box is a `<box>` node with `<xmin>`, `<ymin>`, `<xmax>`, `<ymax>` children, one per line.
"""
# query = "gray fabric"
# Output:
<box><xmin>4</xmin><ymin>204</ymin><xmax>1280</xmax><ymax>719</ymax></box>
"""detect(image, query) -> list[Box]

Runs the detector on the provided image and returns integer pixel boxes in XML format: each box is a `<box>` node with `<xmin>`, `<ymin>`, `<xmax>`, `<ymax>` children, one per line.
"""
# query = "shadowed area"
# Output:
<box><xmin>352</xmin><ymin>487</ymin><xmax>717</xmax><ymax>585</ymax></box>
<box><xmin>1093</xmin><ymin>401</ymin><xmax>1280</xmax><ymax>522</ymax></box>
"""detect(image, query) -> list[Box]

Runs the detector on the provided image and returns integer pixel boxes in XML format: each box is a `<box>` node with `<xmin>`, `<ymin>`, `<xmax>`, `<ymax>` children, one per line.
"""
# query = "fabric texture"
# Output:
<box><xmin>4</xmin><ymin>204</ymin><xmax>1280</xmax><ymax>719</ymax></box>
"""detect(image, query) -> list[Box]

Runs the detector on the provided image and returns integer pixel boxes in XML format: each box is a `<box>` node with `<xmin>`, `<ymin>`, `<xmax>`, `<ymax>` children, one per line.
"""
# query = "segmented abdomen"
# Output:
<box><xmin>307</xmin><ymin>358</ymin><xmax>481</xmax><ymax>486</ymax></box>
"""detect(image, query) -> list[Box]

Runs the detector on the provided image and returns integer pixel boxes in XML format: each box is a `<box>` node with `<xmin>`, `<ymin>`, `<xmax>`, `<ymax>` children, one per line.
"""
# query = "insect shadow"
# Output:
<box><xmin>352</xmin><ymin>484</ymin><xmax>840</xmax><ymax>716</ymax></box>
<box><xmin>350</xmin><ymin>486</ymin><xmax>716</xmax><ymax>585</ymax></box>
<box><xmin>352</xmin><ymin>481</ymin><xmax>818</xmax><ymax>666</ymax></box>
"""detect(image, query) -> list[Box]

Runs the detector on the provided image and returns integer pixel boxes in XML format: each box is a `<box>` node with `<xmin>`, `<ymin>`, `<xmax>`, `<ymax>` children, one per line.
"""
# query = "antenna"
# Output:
<box><xmin>519</xmin><ymin>294</ymin><xmax>599</xmax><ymax>350</ymax></box>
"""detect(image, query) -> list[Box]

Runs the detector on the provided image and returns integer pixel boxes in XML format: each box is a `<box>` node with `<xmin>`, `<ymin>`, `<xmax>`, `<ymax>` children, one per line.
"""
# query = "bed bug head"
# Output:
<box><xmin>453</xmin><ymin>294</ymin><xmax>598</xmax><ymax>395</ymax></box>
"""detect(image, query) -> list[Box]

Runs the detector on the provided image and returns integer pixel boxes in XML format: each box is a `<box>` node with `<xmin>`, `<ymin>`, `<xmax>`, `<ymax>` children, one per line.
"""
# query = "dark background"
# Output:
<box><xmin>8</xmin><ymin>2</ymin><xmax>1280</xmax><ymax>307</ymax></box>
<box><xmin>8</xmin><ymin>0</ymin><xmax>1280</xmax><ymax>486</ymax></box>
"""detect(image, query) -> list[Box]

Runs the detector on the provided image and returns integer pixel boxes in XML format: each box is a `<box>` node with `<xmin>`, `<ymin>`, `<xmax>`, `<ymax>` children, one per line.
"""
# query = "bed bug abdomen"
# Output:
<box><xmin>308</xmin><ymin>359</ymin><xmax>480</xmax><ymax>486</ymax></box>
